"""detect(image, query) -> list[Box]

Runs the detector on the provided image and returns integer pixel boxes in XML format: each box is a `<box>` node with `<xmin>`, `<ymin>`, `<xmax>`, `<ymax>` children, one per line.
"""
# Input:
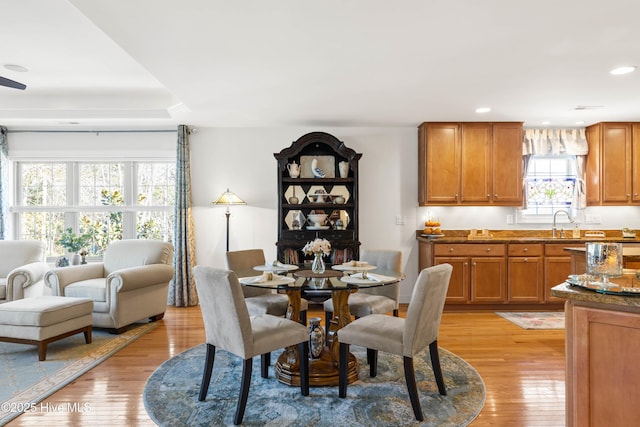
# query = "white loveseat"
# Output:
<box><xmin>0</xmin><ymin>240</ymin><xmax>50</xmax><ymax>303</ymax></box>
<box><xmin>45</xmin><ymin>239</ymin><xmax>174</xmax><ymax>333</ymax></box>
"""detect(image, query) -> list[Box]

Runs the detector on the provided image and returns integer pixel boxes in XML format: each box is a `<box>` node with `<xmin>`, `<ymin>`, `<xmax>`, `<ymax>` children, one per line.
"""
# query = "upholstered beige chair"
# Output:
<box><xmin>324</xmin><ymin>249</ymin><xmax>402</xmax><ymax>326</ymax></box>
<box><xmin>0</xmin><ymin>240</ymin><xmax>50</xmax><ymax>303</ymax></box>
<box><xmin>338</xmin><ymin>263</ymin><xmax>453</xmax><ymax>421</ymax></box>
<box><xmin>45</xmin><ymin>239</ymin><xmax>174</xmax><ymax>333</ymax></box>
<box><xmin>193</xmin><ymin>266</ymin><xmax>309</xmax><ymax>426</ymax></box>
<box><xmin>226</xmin><ymin>249</ymin><xmax>308</xmax><ymax>324</ymax></box>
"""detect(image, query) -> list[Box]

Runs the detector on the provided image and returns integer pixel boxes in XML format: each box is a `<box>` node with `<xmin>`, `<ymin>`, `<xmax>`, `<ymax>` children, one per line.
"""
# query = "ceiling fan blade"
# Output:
<box><xmin>0</xmin><ymin>76</ymin><xmax>27</xmax><ymax>90</ymax></box>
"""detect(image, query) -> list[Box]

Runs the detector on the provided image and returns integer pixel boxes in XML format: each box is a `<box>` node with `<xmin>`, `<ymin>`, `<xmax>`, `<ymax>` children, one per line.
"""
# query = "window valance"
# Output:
<box><xmin>523</xmin><ymin>128</ymin><xmax>588</xmax><ymax>156</ymax></box>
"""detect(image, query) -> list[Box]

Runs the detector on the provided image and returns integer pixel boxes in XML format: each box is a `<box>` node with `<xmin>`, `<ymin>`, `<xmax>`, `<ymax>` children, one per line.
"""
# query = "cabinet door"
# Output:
<box><xmin>544</xmin><ymin>256</ymin><xmax>571</xmax><ymax>302</ymax></box>
<box><xmin>460</xmin><ymin>123</ymin><xmax>491</xmax><ymax>203</ymax></box>
<box><xmin>601</xmin><ymin>123</ymin><xmax>632</xmax><ymax>204</ymax></box>
<box><xmin>492</xmin><ymin>123</ymin><xmax>523</xmax><ymax>204</ymax></box>
<box><xmin>508</xmin><ymin>257</ymin><xmax>543</xmax><ymax>302</ymax></box>
<box><xmin>470</xmin><ymin>257</ymin><xmax>506</xmax><ymax>302</ymax></box>
<box><xmin>585</xmin><ymin>124</ymin><xmax>601</xmax><ymax>205</ymax></box>
<box><xmin>434</xmin><ymin>256</ymin><xmax>469</xmax><ymax>303</ymax></box>
<box><xmin>420</xmin><ymin>123</ymin><xmax>461</xmax><ymax>204</ymax></box>
<box><xmin>633</xmin><ymin>124</ymin><xmax>640</xmax><ymax>203</ymax></box>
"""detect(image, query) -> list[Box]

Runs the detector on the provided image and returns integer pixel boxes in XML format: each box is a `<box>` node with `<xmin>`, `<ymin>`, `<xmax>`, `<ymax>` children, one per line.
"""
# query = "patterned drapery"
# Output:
<box><xmin>0</xmin><ymin>127</ymin><xmax>8</xmax><ymax>239</ymax></box>
<box><xmin>522</xmin><ymin>128</ymin><xmax>588</xmax><ymax>209</ymax></box>
<box><xmin>168</xmin><ymin>125</ymin><xmax>198</xmax><ymax>307</ymax></box>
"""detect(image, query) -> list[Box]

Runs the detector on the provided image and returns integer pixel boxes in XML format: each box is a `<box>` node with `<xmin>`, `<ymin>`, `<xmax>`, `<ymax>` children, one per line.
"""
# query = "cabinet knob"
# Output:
<box><xmin>449</xmin><ymin>247</ymin><xmax>454</xmax><ymax>252</ymax></box>
<box><xmin>455</xmin><ymin>193</ymin><xmax>459</xmax><ymax>200</ymax></box>
<box><xmin>524</xmin><ymin>258</ymin><xmax>528</xmax><ymax>262</ymax></box>
<box><xmin>487</xmin><ymin>194</ymin><xmax>490</xmax><ymax>198</ymax></box>
<box><xmin>486</xmin><ymin>248</ymin><xmax>492</xmax><ymax>252</ymax></box>
<box><xmin>523</xmin><ymin>248</ymin><xmax>528</xmax><ymax>252</ymax></box>
<box><xmin>494</xmin><ymin>193</ymin><xmax>498</xmax><ymax>198</ymax></box>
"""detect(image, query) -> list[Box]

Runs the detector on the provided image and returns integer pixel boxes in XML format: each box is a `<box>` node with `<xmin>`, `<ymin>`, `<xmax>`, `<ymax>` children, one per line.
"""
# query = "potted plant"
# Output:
<box><xmin>57</xmin><ymin>228</ymin><xmax>91</xmax><ymax>266</ymax></box>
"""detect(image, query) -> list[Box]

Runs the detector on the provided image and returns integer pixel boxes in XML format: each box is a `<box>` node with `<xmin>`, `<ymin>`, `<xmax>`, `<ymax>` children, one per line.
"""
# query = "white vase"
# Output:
<box><xmin>71</xmin><ymin>253</ymin><xmax>82</xmax><ymax>265</ymax></box>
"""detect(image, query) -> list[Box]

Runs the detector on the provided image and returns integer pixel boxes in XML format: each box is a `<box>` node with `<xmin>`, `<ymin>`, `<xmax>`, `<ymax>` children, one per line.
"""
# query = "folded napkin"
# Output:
<box><xmin>270</xmin><ymin>261</ymin><xmax>289</xmax><ymax>268</ymax></box>
<box><xmin>350</xmin><ymin>272</ymin><xmax>397</xmax><ymax>282</ymax></box>
<box><xmin>243</xmin><ymin>272</ymin><xmax>285</xmax><ymax>284</ymax></box>
<box><xmin>344</xmin><ymin>260</ymin><xmax>368</xmax><ymax>267</ymax></box>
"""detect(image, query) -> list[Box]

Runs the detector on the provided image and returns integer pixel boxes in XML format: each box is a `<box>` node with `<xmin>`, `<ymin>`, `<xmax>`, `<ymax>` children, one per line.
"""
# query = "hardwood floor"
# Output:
<box><xmin>7</xmin><ymin>305</ymin><xmax>566</xmax><ymax>426</ymax></box>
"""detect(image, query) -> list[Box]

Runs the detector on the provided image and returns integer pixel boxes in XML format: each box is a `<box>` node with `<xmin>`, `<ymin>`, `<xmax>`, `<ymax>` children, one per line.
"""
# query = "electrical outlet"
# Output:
<box><xmin>395</xmin><ymin>215</ymin><xmax>406</xmax><ymax>225</ymax></box>
<box><xmin>585</xmin><ymin>214</ymin><xmax>602</xmax><ymax>224</ymax></box>
<box><xmin>506</xmin><ymin>215</ymin><xmax>514</xmax><ymax>225</ymax></box>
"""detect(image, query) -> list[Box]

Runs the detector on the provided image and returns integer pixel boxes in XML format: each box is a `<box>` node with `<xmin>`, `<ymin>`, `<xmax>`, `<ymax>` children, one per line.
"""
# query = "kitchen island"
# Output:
<box><xmin>551</xmin><ymin>282</ymin><xmax>640</xmax><ymax>426</ymax></box>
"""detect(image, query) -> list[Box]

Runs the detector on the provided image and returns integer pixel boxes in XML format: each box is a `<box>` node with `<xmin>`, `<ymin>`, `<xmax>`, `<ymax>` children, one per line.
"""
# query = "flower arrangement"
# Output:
<box><xmin>302</xmin><ymin>238</ymin><xmax>331</xmax><ymax>256</ymax></box>
<box><xmin>57</xmin><ymin>228</ymin><xmax>91</xmax><ymax>253</ymax></box>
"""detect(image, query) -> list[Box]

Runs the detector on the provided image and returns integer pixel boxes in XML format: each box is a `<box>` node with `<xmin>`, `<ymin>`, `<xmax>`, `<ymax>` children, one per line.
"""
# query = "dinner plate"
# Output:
<box><xmin>340</xmin><ymin>276</ymin><xmax>381</xmax><ymax>285</ymax></box>
<box><xmin>239</xmin><ymin>276</ymin><xmax>295</xmax><ymax>288</ymax></box>
<box><xmin>332</xmin><ymin>263</ymin><xmax>377</xmax><ymax>272</ymax></box>
<box><xmin>306</xmin><ymin>225</ymin><xmax>330</xmax><ymax>230</ymax></box>
<box><xmin>253</xmin><ymin>263</ymin><xmax>299</xmax><ymax>272</ymax></box>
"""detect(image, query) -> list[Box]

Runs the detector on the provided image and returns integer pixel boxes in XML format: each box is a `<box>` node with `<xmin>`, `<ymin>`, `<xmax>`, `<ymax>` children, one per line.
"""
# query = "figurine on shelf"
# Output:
<box><xmin>311</xmin><ymin>158</ymin><xmax>326</xmax><ymax>178</ymax></box>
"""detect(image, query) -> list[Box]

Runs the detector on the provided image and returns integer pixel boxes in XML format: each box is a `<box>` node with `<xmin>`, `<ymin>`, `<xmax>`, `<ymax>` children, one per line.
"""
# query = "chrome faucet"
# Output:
<box><xmin>552</xmin><ymin>210</ymin><xmax>573</xmax><ymax>238</ymax></box>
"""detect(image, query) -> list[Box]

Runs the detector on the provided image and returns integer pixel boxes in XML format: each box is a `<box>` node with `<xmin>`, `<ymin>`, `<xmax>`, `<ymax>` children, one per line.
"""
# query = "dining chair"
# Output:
<box><xmin>324</xmin><ymin>249</ymin><xmax>402</xmax><ymax>328</ymax></box>
<box><xmin>193</xmin><ymin>266</ymin><xmax>310</xmax><ymax>425</ymax></box>
<box><xmin>337</xmin><ymin>263</ymin><xmax>453</xmax><ymax>421</ymax></box>
<box><xmin>226</xmin><ymin>249</ymin><xmax>308</xmax><ymax>324</ymax></box>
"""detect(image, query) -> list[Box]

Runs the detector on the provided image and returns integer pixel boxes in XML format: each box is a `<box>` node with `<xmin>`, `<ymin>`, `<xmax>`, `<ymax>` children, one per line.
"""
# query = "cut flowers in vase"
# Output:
<box><xmin>302</xmin><ymin>238</ymin><xmax>331</xmax><ymax>256</ymax></box>
<box><xmin>57</xmin><ymin>227</ymin><xmax>91</xmax><ymax>253</ymax></box>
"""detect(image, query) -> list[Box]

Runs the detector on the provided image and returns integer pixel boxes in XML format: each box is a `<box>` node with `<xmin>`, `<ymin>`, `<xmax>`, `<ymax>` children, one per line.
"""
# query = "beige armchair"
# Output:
<box><xmin>45</xmin><ymin>239</ymin><xmax>174</xmax><ymax>333</ymax></box>
<box><xmin>0</xmin><ymin>240</ymin><xmax>50</xmax><ymax>303</ymax></box>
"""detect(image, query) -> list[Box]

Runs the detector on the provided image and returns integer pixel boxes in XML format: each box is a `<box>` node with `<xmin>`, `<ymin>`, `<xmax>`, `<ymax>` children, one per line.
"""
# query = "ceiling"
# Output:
<box><xmin>2</xmin><ymin>0</ymin><xmax>640</xmax><ymax>130</ymax></box>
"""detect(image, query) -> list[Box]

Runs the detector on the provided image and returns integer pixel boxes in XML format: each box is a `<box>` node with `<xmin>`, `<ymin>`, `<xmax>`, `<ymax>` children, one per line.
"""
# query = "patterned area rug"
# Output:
<box><xmin>0</xmin><ymin>321</ymin><xmax>158</xmax><ymax>425</ymax></box>
<box><xmin>144</xmin><ymin>344</ymin><xmax>485</xmax><ymax>427</ymax></box>
<box><xmin>495</xmin><ymin>311</ymin><xmax>565</xmax><ymax>329</ymax></box>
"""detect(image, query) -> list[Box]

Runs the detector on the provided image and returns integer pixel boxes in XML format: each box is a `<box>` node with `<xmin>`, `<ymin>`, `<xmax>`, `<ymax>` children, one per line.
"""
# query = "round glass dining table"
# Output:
<box><xmin>240</xmin><ymin>265</ymin><xmax>402</xmax><ymax>387</ymax></box>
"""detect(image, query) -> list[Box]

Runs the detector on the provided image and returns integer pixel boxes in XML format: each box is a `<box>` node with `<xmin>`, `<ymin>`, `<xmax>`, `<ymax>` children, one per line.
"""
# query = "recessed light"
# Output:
<box><xmin>475</xmin><ymin>107</ymin><xmax>491</xmax><ymax>113</ymax></box>
<box><xmin>610</xmin><ymin>66</ymin><xmax>636</xmax><ymax>75</ymax></box>
<box><xmin>542</xmin><ymin>121</ymin><xmax>551</xmax><ymax>125</ymax></box>
<box><xmin>3</xmin><ymin>64</ymin><xmax>28</xmax><ymax>72</ymax></box>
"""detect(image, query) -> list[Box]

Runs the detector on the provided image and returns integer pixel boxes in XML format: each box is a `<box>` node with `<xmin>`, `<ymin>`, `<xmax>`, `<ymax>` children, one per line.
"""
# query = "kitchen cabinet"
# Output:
<box><xmin>544</xmin><ymin>243</ymin><xmax>574</xmax><ymax>302</ymax></box>
<box><xmin>433</xmin><ymin>243</ymin><xmax>506</xmax><ymax>304</ymax></box>
<box><xmin>418</xmin><ymin>122</ymin><xmax>523</xmax><ymax>206</ymax></box>
<box><xmin>274</xmin><ymin>132</ymin><xmax>361</xmax><ymax>264</ymax></box>
<box><xmin>507</xmin><ymin>243</ymin><xmax>543</xmax><ymax>302</ymax></box>
<box><xmin>586</xmin><ymin>122</ymin><xmax>639</xmax><ymax>205</ymax></box>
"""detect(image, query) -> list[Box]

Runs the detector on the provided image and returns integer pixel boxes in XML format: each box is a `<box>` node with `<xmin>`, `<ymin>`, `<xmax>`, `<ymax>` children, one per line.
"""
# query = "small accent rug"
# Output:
<box><xmin>0</xmin><ymin>321</ymin><xmax>158</xmax><ymax>425</ymax></box>
<box><xmin>496</xmin><ymin>311</ymin><xmax>565</xmax><ymax>329</ymax></box>
<box><xmin>144</xmin><ymin>344</ymin><xmax>485</xmax><ymax>427</ymax></box>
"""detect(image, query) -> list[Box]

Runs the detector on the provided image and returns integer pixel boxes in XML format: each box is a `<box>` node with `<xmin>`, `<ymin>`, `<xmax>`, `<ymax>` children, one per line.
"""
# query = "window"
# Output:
<box><xmin>517</xmin><ymin>154</ymin><xmax>581</xmax><ymax>223</ymax></box>
<box><xmin>13</xmin><ymin>161</ymin><xmax>175</xmax><ymax>258</ymax></box>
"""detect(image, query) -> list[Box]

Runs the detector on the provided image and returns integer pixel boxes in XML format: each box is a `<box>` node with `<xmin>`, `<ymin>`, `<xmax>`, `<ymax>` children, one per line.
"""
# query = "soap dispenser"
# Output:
<box><xmin>572</xmin><ymin>224</ymin><xmax>580</xmax><ymax>238</ymax></box>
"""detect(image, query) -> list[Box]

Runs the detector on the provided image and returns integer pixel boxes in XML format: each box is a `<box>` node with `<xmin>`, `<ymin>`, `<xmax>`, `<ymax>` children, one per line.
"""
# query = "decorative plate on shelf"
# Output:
<box><xmin>421</xmin><ymin>234</ymin><xmax>445</xmax><ymax>238</ymax></box>
<box><xmin>300</xmin><ymin>155</ymin><xmax>335</xmax><ymax>178</ymax></box>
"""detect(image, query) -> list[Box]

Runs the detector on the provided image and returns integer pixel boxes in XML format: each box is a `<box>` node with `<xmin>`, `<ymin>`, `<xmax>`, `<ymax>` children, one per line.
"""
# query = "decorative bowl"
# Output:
<box><xmin>307</xmin><ymin>213</ymin><xmax>328</xmax><ymax>226</ymax></box>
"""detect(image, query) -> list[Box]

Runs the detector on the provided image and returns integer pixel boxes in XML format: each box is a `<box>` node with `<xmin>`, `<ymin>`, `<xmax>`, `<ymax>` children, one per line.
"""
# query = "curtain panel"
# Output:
<box><xmin>0</xmin><ymin>127</ymin><xmax>8</xmax><ymax>239</ymax></box>
<box><xmin>168</xmin><ymin>125</ymin><xmax>198</xmax><ymax>307</ymax></box>
<box><xmin>522</xmin><ymin>128</ymin><xmax>588</xmax><ymax>209</ymax></box>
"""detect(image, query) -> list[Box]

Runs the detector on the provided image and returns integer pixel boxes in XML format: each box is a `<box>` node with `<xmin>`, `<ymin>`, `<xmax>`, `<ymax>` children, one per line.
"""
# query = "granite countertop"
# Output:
<box><xmin>551</xmin><ymin>282</ymin><xmax>640</xmax><ymax>308</ymax></box>
<box><xmin>416</xmin><ymin>229</ymin><xmax>640</xmax><ymax>244</ymax></box>
<box><xmin>563</xmin><ymin>246</ymin><xmax>640</xmax><ymax>257</ymax></box>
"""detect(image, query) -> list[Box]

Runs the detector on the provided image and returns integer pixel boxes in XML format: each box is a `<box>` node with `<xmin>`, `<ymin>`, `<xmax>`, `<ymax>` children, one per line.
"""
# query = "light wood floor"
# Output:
<box><xmin>7</xmin><ymin>305</ymin><xmax>566</xmax><ymax>426</ymax></box>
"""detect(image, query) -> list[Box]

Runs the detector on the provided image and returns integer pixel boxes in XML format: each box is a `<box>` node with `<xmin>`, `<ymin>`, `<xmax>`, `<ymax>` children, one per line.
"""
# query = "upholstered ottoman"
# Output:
<box><xmin>0</xmin><ymin>296</ymin><xmax>93</xmax><ymax>361</ymax></box>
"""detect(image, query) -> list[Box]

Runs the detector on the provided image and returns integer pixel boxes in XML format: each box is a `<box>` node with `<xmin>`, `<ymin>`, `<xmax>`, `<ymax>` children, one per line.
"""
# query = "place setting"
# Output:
<box><xmin>331</xmin><ymin>260</ymin><xmax>397</xmax><ymax>285</ymax></box>
<box><xmin>239</xmin><ymin>272</ymin><xmax>296</xmax><ymax>288</ymax></box>
<box><xmin>253</xmin><ymin>260</ymin><xmax>299</xmax><ymax>274</ymax></box>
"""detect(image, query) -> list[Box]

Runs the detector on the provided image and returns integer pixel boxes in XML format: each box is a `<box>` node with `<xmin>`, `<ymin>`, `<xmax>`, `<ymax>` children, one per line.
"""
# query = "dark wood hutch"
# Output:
<box><xmin>274</xmin><ymin>132</ymin><xmax>361</xmax><ymax>265</ymax></box>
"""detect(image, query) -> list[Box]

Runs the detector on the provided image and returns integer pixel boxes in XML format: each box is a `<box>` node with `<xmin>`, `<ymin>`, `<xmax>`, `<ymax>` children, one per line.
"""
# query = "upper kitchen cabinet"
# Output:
<box><xmin>418</xmin><ymin>122</ymin><xmax>523</xmax><ymax>206</ymax></box>
<box><xmin>586</xmin><ymin>122</ymin><xmax>639</xmax><ymax>205</ymax></box>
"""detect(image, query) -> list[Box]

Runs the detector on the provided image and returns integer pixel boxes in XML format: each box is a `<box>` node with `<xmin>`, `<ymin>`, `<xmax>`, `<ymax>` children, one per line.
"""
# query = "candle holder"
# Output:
<box><xmin>586</xmin><ymin>242</ymin><xmax>623</xmax><ymax>290</ymax></box>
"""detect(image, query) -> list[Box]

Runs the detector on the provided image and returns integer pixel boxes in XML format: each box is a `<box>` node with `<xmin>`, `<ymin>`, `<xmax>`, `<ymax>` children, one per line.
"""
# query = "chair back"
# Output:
<box><xmin>103</xmin><ymin>239</ymin><xmax>173</xmax><ymax>275</ymax></box>
<box><xmin>360</xmin><ymin>249</ymin><xmax>402</xmax><ymax>300</ymax></box>
<box><xmin>0</xmin><ymin>240</ymin><xmax>45</xmax><ymax>277</ymax></box>
<box><xmin>193</xmin><ymin>266</ymin><xmax>254</xmax><ymax>359</ymax></box>
<box><xmin>403</xmin><ymin>263</ymin><xmax>452</xmax><ymax>357</ymax></box>
<box><xmin>226</xmin><ymin>249</ymin><xmax>269</xmax><ymax>297</ymax></box>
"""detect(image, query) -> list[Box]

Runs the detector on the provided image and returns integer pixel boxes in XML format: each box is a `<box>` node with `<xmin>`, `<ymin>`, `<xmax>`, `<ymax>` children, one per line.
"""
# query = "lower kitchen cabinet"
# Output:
<box><xmin>507</xmin><ymin>243</ymin><xmax>544</xmax><ymax>302</ymax></box>
<box><xmin>544</xmin><ymin>243</ymin><xmax>575</xmax><ymax>302</ymax></box>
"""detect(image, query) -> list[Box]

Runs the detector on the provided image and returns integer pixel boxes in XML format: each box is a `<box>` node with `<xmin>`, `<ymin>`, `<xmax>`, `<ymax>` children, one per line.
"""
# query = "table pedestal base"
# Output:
<box><xmin>275</xmin><ymin>347</ymin><xmax>358</xmax><ymax>386</ymax></box>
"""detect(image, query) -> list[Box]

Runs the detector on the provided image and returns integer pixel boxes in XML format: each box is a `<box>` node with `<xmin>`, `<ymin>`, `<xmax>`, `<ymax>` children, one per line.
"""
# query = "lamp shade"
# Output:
<box><xmin>212</xmin><ymin>189</ymin><xmax>246</xmax><ymax>206</ymax></box>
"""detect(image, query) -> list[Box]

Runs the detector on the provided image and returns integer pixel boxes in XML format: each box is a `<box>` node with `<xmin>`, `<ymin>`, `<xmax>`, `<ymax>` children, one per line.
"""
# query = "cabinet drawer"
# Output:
<box><xmin>545</xmin><ymin>243</ymin><xmax>583</xmax><ymax>256</ymax></box>
<box><xmin>508</xmin><ymin>243</ymin><xmax>543</xmax><ymax>256</ymax></box>
<box><xmin>434</xmin><ymin>243</ymin><xmax>505</xmax><ymax>257</ymax></box>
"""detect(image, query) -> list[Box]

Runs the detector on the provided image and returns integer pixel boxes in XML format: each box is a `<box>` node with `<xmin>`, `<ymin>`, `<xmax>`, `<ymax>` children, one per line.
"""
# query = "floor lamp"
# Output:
<box><xmin>212</xmin><ymin>188</ymin><xmax>246</xmax><ymax>252</ymax></box>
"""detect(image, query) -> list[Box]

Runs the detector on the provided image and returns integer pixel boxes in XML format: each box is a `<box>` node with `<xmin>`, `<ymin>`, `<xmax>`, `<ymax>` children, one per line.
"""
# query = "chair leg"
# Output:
<box><xmin>234</xmin><ymin>358</ymin><xmax>253</xmax><ymax>425</ymax></box>
<box><xmin>198</xmin><ymin>343</ymin><xmax>216</xmax><ymax>401</ymax></box>
<box><xmin>324</xmin><ymin>310</ymin><xmax>332</xmax><ymax>344</ymax></box>
<box><xmin>261</xmin><ymin>353</ymin><xmax>270</xmax><ymax>378</ymax></box>
<box><xmin>338</xmin><ymin>342</ymin><xmax>349</xmax><ymax>398</ymax></box>
<box><xmin>429</xmin><ymin>340</ymin><xmax>447</xmax><ymax>395</ymax></box>
<box><xmin>300</xmin><ymin>309</ymin><xmax>307</xmax><ymax>325</ymax></box>
<box><xmin>298</xmin><ymin>342</ymin><xmax>309</xmax><ymax>396</ymax></box>
<box><xmin>393</xmin><ymin>308</ymin><xmax>399</xmax><ymax>317</ymax></box>
<box><xmin>403</xmin><ymin>356</ymin><xmax>424</xmax><ymax>422</ymax></box>
<box><xmin>368</xmin><ymin>348</ymin><xmax>378</xmax><ymax>377</ymax></box>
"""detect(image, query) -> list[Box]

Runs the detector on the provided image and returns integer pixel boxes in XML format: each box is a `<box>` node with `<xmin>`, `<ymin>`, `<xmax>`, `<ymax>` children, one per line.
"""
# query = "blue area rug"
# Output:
<box><xmin>0</xmin><ymin>322</ymin><xmax>157</xmax><ymax>425</ymax></box>
<box><xmin>144</xmin><ymin>344</ymin><xmax>485</xmax><ymax>426</ymax></box>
